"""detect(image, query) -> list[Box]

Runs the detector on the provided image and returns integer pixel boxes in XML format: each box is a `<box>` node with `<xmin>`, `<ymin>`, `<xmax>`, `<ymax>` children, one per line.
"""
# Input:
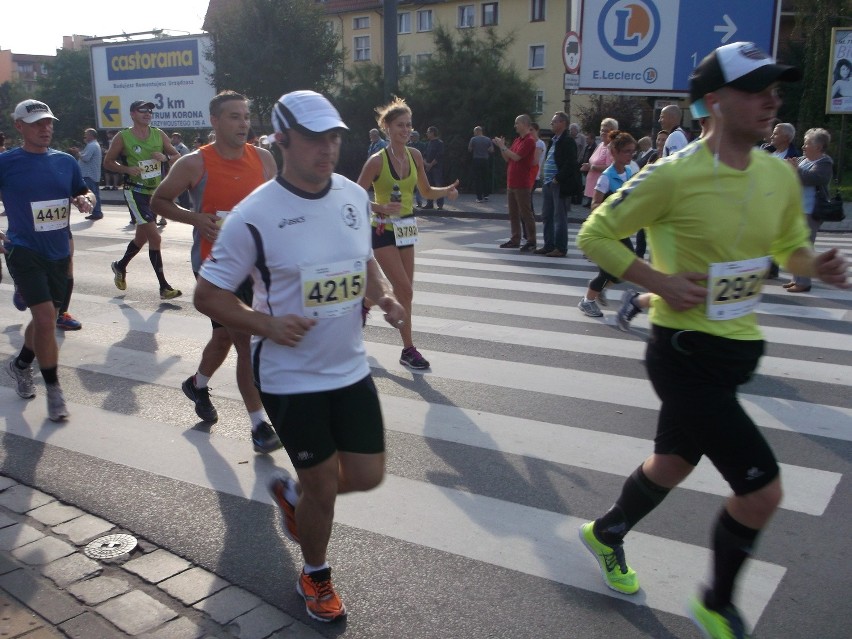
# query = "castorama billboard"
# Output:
<box><xmin>90</xmin><ymin>35</ymin><xmax>215</xmax><ymax>129</ymax></box>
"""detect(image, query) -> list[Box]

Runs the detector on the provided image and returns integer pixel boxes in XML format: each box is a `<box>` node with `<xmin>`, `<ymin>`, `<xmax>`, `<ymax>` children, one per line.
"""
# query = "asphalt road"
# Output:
<box><xmin>1</xmin><ymin>205</ymin><xmax>850</xmax><ymax>638</ymax></box>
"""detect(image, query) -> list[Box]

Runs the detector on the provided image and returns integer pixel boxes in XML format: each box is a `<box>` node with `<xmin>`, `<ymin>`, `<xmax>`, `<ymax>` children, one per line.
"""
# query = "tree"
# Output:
<box><xmin>789</xmin><ymin>0</ymin><xmax>852</xmax><ymax>178</ymax></box>
<box><xmin>35</xmin><ymin>49</ymin><xmax>94</xmax><ymax>148</ymax></box>
<box><xmin>576</xmin><ymin>95</ymin><xmax>652</xmax><ymax>142</ymax></box>
<box><xmin>207</xmin><ymin>0</ymin><xmax>343</xmax><ymax>126</ymax></box>
<box><xmin>0</xmin><ymin>80</ymin><xmax>28</xmax><ymax>144</ymax></box>
<box><xmin>399</xmin><ymin>25</ymin><xmax>535</xmax><ymax>191</ymax></box>
<box><xmin>333</xmin><ymin>63</ymin><xmax>387</xmax><ymax>180</ymax></box>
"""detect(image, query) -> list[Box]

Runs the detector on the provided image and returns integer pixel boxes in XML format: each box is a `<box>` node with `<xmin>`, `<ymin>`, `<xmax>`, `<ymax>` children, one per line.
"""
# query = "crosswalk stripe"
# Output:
<box><xmin>0</xmin><ymin>386</ymin><xmax>785</xmax><ymax>629</ymax></box>
<box><xmin>2</xmin><ymin>296</ymin><xmax>848</xmax><ymax>442</ymax></box>
<box><xmin>416</xmin><ymin>255</ymin><xmax>852</xmax><ymax>304</ymax></box>
<box><xmin>368</xmin><ymin>341</ymin><xmax>852</xmax><ymax>442</ymax></box>
<box><xmin>369</xmin><ymin>312</ymin><xmax>851</xmax><ymax>386</ymax></box>
<box><xmin>408</xmin><ymin>290</ymin><xmax>852</xmax><ymax>352</ymax></box>
<box><xmin>378</xmin><ymin>396</ymin><xmax>839</xmax><ymax>517</ymax></box>
<box><xmin>413</xmin><ymin>272</ymin><xmax>852</xmax><ymax>322</ymax></box>
<box><xmin>0</xmin><ymin>302</ymin><xmax>842</xmax><ymax>514</ymax></box>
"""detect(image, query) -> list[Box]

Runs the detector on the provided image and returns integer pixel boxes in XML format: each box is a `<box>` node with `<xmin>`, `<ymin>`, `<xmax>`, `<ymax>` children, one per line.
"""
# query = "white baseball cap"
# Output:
<box><xmin>271</xmin><ymin>90</ymin><xmax>348</xmax><ymax>135</ymax></box>
<box><xmin>689</xmin><ymin>42</ymin><xmax>801</xmax><ymax>103</ymax></box>
<box><xmin>13</xmin><ymin>99</ymin><xmax>58</xmax><ymax>123</ymax></box>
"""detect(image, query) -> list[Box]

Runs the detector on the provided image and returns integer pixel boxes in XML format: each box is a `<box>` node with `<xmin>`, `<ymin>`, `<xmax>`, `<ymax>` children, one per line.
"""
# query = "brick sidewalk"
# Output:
<box><xmin>0</xmin><ymin>475</ymin><xmax>323</xmax><ymax>639</ymax></box>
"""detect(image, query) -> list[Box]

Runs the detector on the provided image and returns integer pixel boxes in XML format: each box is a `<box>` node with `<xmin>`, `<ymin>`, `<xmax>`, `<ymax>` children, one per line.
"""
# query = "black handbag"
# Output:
<box><xmin>812</xmin><ymin>186</ymin><xmax>845</xmax><ymax>222</ymax></box>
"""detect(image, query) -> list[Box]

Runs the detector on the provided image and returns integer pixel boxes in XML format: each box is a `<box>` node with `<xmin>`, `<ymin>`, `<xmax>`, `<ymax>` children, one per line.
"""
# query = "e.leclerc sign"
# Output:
<box><xmin>578</xmin><ymin>0</ymin><xmax>780</xmax><ymax>95</ymax></box>
<box><xmin>90</xmin><ymin>34</ymin><xmax>216</xmax><ymax>130</ymax></box>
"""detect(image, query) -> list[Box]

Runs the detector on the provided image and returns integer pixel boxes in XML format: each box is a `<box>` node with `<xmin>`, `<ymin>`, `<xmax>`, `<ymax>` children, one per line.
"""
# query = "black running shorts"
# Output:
<box><xmin>260</xmin><ymin>374</ymin><xmax>385</xmax><ymax>469</ymax></box>
<box><xmin>5</xmin><ymin>245</ymin><xmax>69</xmax><ymax>309</ymax></box>
<box><xmin>371</xmin><ymin>223</ymin><xmax>416</xmax><ymax>250</ymax></box>
<box><xmin>124</xmin><ymin>188</ymin><xmax>156</xmax><ymax>225</ymax></box>
<box><xmin>646</xmin><ymin>325</ymin><xmax>779</xmax><ymax>496</ymax></box>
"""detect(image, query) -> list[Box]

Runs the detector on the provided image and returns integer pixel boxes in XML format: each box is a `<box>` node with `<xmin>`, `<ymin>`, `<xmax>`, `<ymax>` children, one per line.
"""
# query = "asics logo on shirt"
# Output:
<box><xmin>278</xmin><ymin>216</ymin><xmax>305</xmax><ymax>228</ymax></box>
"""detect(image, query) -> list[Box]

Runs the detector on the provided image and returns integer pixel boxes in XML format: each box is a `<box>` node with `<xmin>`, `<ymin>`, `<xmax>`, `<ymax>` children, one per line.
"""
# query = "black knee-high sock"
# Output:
<box><xmin>40</xmin><ymin>366</ymin><xmax>58</xmax><ymax>385</ymax></box>
<box><xmin>59</xmin><ymin>277</ymin><xmax>73</xmax><ymax>314</ymax></box>
<box><xmin>16</xmin><ymin>345</ymin><xmax>35</xmax><ymax>367</ymax></box>
<box><xmin>594</xmin><ymin>465</ymin><xmax>670</xmax><ymax>545</ymax></box>
<box><xmin>148</xmin><ymin>250</ymin><xmax>169</xmax><ymax>289</ymax></box>
<box><xmin>117</xmin><ymin>241</ymin><xmax>142</xmax><ymax>270</ymax></box>
<box><xmin>705</xmin><ymin>509</ymin><xmax>759</xmax><ymax>611</ymax></box>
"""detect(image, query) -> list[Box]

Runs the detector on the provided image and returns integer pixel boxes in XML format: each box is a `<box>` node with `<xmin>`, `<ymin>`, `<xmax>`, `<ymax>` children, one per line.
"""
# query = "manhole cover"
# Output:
<box><xmin>84</xmin><ymin>534</ymin><xmax>137</xmax><ymax>559</ymax></box>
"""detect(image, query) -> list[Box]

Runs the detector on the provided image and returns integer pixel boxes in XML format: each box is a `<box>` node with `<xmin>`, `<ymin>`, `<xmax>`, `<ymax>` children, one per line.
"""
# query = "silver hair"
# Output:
<box><xmin>774</xmin><ymin>122</ymin><xmax>796</xmax><ymax>140</ymax></box>
<box><xmin>804</xmin><ymin>127</ymin><xmax>831</xmax><ymax>152</ymax></box>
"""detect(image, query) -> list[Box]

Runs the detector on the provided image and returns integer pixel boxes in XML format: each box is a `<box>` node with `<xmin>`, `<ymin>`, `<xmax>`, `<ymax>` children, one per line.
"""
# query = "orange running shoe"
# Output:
<box><xmin>268</xmin><ymin>471</ymin><xmax>300</xmax><ymax>543</ymax></box>
<box><xmin>297</xmin><ymin>567</ymin><xmax>346</xmax><ymax>622</ymax></box>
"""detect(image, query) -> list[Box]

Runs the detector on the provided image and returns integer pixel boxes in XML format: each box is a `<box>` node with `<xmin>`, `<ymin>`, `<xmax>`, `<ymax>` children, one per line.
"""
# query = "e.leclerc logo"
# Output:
<box><xmin>597</xmin><ymin>0</ymin><xmax>661</xmax><ymax>63</ymax></box>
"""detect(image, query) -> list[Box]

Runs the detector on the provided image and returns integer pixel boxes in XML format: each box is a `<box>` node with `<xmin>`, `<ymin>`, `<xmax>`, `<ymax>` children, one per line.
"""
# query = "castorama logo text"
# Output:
<box><xmin>597</xmin><ymin>0</ymin><xmax>661</xmax><ymax>62</ymax></box>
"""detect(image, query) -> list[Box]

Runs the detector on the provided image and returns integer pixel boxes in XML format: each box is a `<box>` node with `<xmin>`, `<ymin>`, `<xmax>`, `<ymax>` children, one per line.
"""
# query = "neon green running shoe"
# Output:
<box><xmin>160</xmin><ymin>287</ymin><xmax>182</xmax><ymax>300</ymax></box>
<box><xmin>579</xmin><ymin>521</ymin><xmax>639</xmax><ymax>594</ymax></box>
<box><xmin>689</xmin><ymin>596</ymin><xmax>751</xmax><ymax>639</ymax></box>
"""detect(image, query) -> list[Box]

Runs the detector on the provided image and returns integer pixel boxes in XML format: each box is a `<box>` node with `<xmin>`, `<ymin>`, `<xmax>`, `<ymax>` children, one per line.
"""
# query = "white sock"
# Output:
<box><xmin>194</xmin><ymin>372</ymin><xmax>211</xmax><ymax>388</ymax></box>
<box><xmin>249</xmin><ymin>410</ymin><xmax>266</xmax><ymax>428</ymax></box>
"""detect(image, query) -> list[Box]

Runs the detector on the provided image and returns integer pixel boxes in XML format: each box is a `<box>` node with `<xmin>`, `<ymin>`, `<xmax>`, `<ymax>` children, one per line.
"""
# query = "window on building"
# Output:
<box><xmin>398</xmin><ymin>12</ymin><xmax>411</xmax><ymax>34</ymax></box>
<box><xmin>417</xmin><ymin>10</ymin><xmax>433</xmax><ymax>32</ymax></box>
<box><xmin>17</xmin><ymin>63</ymin><xmax>33</xmax><ymax>73</ymax></box>
<box><xmin>482</xmin><ymin>3</ymin><xmax>499</xmax><ymax>26</ymax></box>
<box><xmin>529</xmin><ymin>45</ymin><xmax>545</xmax><ymax>69</ymax></box>
<box><xmin>531</xmin><ymin>0</ymin><xmax>546</xmax><ymax>22</ymax></box>
<box><xmin>353</xmin><ymin>16</ymin><xmax>370</xmax><ymax>30</ymax></box>
<box><xmin>416</xmin><ymin>53</ymin><xmax>432</xmax><ymax>65</ymax></box>
<box><xmin>458</xmin><ymin>5</ymin><xmax>475</xmax><ymax>28</ymax></box>
<box><xmin>399</xmin><ymin>55</ymin><xmax>412</xmax><ymax>76</ymax></box>
<box><xmin>354</xmin><ymin>36</ymin><xmax>371</xmax><ymax>61</ymax></box>
<box><xmin>532</xmin><ymin>90</ymin><xmax>544</xmax><ymax>115</ymax></box>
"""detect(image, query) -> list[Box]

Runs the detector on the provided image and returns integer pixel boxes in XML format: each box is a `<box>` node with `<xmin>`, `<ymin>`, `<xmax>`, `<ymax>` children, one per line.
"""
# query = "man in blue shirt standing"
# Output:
<box><xmin>76</xmin><ymin>128</ymin><xmax>103</xmax><ymax>220</ymax></box>
<box><xmin>1</xmin><ymin>100</ymin><xmax>94</xmax><ymax>421</ymax></box>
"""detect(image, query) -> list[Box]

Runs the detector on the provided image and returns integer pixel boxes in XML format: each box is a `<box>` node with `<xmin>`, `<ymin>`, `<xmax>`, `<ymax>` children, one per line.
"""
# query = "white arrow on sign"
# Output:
<box><xmin>714</xmin><ymin>14</ymin><xmax>737</xmax><ymax>43</ymax></box>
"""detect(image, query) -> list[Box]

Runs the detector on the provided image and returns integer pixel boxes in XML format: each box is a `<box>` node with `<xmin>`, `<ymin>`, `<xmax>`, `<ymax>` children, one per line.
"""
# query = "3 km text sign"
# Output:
<box><xmin>90</xmin><ymin>35</ymin><xmax>216</xmax><ymax>130</ymax></box>
<box><xmin>578</xmin><ymin>0</ymin><xmax>780</xmax><ymax>95</ymax></box>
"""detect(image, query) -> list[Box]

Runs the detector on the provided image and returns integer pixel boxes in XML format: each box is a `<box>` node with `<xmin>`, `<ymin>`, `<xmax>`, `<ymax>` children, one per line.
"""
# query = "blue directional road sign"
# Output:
<box><xmin>579</xmin><ymin>0</ymin><xmax>781</xmax><ymax>95</ymax></box>
<box><xmin>672</xmin><ymin>1</ymin><xmax>779</xmax><ymax>93</ymax></box>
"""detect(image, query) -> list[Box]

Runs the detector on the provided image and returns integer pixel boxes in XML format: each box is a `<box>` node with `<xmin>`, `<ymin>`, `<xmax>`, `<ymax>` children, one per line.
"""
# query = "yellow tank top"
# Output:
<box><xmin>372</xmin><ymin>147</ymin><xmax>417</xmax><ymax>229</ymax></box>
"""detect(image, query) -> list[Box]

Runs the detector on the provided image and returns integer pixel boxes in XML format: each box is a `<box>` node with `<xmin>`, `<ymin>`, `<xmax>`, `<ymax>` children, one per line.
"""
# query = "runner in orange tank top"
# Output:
<box><xmin>152</xmin><ymin>90</ymin><xmax>280</xmax><ymax>452</ymax></box>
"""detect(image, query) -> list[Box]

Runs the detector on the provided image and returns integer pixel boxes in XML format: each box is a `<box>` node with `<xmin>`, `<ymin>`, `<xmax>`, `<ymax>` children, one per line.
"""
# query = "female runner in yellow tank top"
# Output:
<box><xmin>357</xmin><ymin>97</ymin><xmax>458</xmax><ymax>370</ymax></box>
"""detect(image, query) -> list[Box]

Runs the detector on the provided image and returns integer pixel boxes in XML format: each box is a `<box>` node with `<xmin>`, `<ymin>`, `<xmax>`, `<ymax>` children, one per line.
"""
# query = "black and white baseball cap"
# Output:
<box><xmin>689</xmin><ymin>42</ymin><xmax>801</xmax><ymax>103</ymax></box>
<box><xmin>272</xmin><ymin>90</ymin><xmax>348</xmax><ymax>136</ymax></box>
<box><xmin>12</xmin><ymin>99</ymin><xmax>58</xmax><ymax>123</ymax></box>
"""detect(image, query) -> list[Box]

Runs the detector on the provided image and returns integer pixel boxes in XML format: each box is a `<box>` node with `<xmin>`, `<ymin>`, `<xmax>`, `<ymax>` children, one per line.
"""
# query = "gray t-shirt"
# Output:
<box><xmin>468</xmin><ymin>135</ymin><xmax>493</xmax><ymax>159</ymax></box>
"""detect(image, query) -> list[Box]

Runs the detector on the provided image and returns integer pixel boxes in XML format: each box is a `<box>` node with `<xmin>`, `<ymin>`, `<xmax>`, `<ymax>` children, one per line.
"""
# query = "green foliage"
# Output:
<box><xmin>207</xmin><ymin>0</ymin><xmax>343</xmax><ymax>127</ymax></box>
<box><xmin>35</xmin><ymin>49</ymin><xmax>95</xmax><ymax>148</ymax></box>
<box><xmin>0</xmin><ymin>81</ymin><xmax>28</xmax><ymax>144</ymax></box>
<box><xmin>333</xmin><ymin>64</ymin><xmax>387</xmax><ymax>181</ymax></box>
<box><xmin>397</xmin><ymin>25</ymin><xmax>535</xmax><ymax>190</ymax></box>
<box><xmin>576</xmin><ymin>95</ymin><xmax>652</xmax><ymax>141</ymax></box>
<box><xmin>789</xmin><ymin>0</ymin><xmax>852</xmax><ymax>181</ymax></box>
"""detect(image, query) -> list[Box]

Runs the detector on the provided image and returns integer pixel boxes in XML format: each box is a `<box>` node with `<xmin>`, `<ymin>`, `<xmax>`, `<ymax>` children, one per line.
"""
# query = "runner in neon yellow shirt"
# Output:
<box><xmin>576</xmin><ymin>42</ymin><xmax>849</xmax><ymax>639</ymax></box>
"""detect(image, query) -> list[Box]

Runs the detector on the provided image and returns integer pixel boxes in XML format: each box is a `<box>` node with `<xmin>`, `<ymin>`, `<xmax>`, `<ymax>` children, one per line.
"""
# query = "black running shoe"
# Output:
<box><xmin>252</xmin><ymin>421</ymin><xmax>282</xmax><ymax>454</ymax></box>
<box><xmin>181</xmin><ymin>376</ymin><xmax>218</xmax><ymax>423</ymax></box>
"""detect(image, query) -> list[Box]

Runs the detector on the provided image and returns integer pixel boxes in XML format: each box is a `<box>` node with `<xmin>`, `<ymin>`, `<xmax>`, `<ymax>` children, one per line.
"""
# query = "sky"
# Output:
<box><xmin>0</xmin><ymin>0</ymin><xmax>211</xmax><ymax>56</ymax></box>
